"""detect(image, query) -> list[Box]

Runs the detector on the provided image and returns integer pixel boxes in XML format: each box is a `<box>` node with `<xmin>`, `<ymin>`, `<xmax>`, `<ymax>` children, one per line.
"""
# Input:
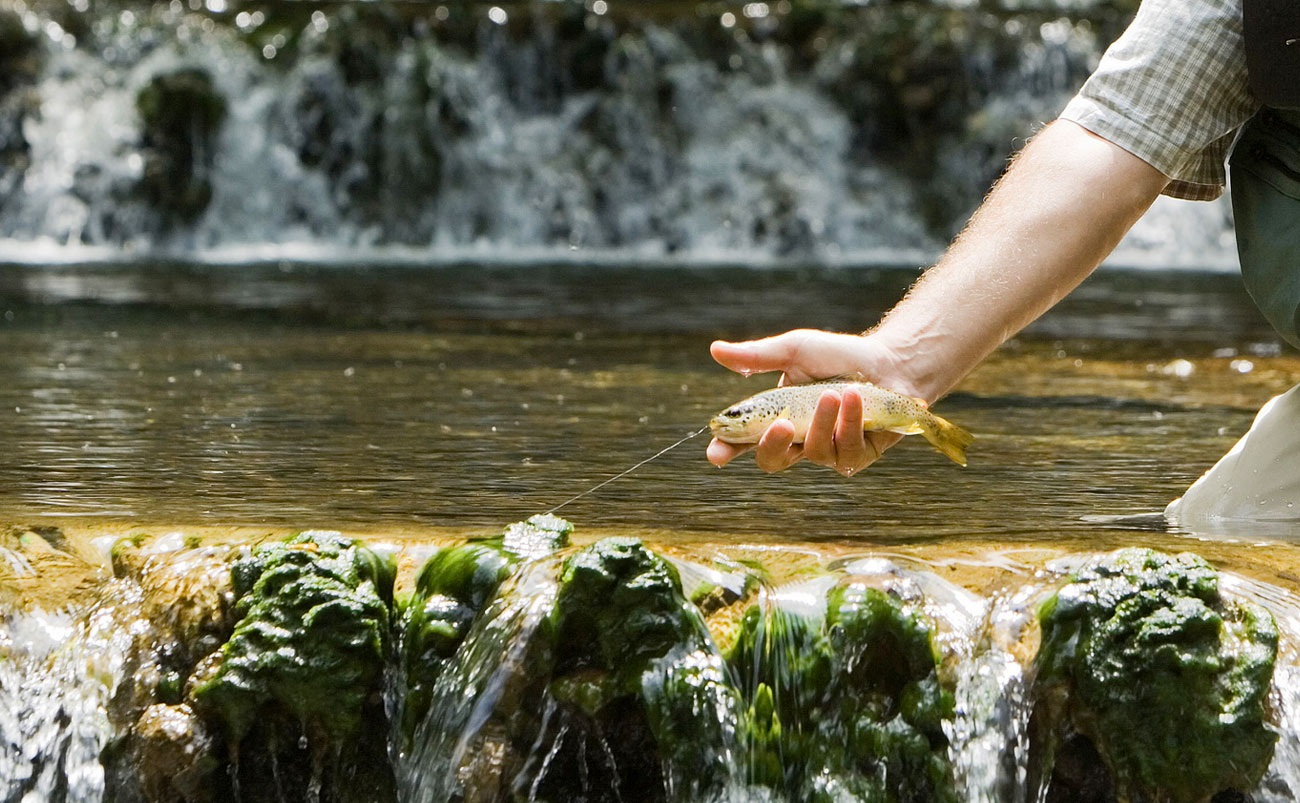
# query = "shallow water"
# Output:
<box><xmin>0</xmin><ymin>261</ymin><xmax>1296</xmax><ymax>551</ymax></box>
<box><xmin>3</xmin><ymin>263</ymin><xmax>1300</xmax><ymax>802</ymax></box>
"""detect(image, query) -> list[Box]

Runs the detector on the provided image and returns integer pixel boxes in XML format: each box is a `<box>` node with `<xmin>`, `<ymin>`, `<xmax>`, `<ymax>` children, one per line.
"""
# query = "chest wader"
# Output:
<box><xmin>1231</xmin><ymin>0</ymin><xmax>1300</xmax><ymax>347</ymax></box>
<box><xmin>1164</xmin><ymin>0</ymin><xmax>1300</xmax><ymax>526</ymax></box>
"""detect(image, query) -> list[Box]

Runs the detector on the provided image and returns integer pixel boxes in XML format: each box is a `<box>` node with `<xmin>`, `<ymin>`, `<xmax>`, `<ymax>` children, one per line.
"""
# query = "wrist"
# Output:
<box><xmin>863</xmin><ymin>323</ymin><xmax>970</xmax><ymax>404</ymax></box>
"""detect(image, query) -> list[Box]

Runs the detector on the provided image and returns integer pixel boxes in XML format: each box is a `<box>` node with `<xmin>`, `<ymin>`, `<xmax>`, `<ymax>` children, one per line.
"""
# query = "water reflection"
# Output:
<box><xmin>0</xmin><ymin>262</ymin><xmax>1296</xmax><ymax>545</ymax></box>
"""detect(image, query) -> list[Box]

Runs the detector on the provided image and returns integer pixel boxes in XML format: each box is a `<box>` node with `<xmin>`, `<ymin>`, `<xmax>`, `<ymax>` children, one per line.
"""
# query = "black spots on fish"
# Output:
<box><xmin>723</xmin><ymin>403</ymin><xmax>753</xmax><ymax>420</ymax></box>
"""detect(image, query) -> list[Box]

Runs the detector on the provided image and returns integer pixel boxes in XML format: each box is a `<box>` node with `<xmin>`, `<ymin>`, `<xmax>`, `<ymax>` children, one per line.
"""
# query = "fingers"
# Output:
<box><xmin>710</xmin><ymin>400</ymin><xmax>896</xmax><ymax>475</ymax></box>
<box><xmin>832</xmin><ymin>389</ymin><xmax>872</xmax><ymax>476</ymax></box>
<box><xmin>706</xmin><ymin>437</ymin><xmax>752</xmax><ymax>467</ymax></box>
<box><xmin>801</xmin><ymin>389</ymin><xmax>883</xmax><ymax>476</ymax></box>
<box><xmin>753</xmin><ymin>418</ymin><xmax>803</xmax><ymax>473</ymax></box>
<box><xmin>801</xmin><ymin>391</ymin><xmax>841</xmax><ymax>467</ymax></box>
<box><xmin>710</xmin><ymin>331</ymin><xmax>812</xmax><ymax>379</ymax></box>
<box><xmin>707</xmin><ymin>419</ymin><xmax>802</xmax><ymax>472</ymax></box>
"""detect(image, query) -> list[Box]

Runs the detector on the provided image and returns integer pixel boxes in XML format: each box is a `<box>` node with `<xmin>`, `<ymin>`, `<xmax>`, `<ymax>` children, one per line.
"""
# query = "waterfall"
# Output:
<box><xmin>0</xmin><ymin>590</ymin><xmax>136</xmax><ymax>802</ymax></box>
<box><xmin>0</xmin><ymin>0</ymin><xmax>1238</xmax><ymax>269</ymax></box>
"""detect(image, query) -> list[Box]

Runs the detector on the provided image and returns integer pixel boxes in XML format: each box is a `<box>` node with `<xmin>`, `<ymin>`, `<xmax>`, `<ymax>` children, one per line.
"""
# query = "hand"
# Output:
<box><xmin>705</xmin><ymin>329</ymin><xmax>919</xmax><ymax>476</ymax></box>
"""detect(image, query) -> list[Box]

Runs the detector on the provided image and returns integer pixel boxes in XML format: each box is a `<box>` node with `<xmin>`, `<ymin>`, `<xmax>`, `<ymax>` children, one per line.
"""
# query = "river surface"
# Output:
<box><xmin>0</xmin><ymin>261</ymin><xmax>1296</xmax><ymax>551</ymax></box>
<box><xmin>7</xmin><ymin>261</ymin><xmax>1300</xmax><ymax>803</ymax></box>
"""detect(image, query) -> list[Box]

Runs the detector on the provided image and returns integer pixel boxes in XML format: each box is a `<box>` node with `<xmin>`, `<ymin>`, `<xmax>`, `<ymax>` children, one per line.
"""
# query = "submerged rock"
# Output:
<box><xmin>1033</xmin><ymin>548</ymin><xmax>1278</xmax><ymax>803</ymax></box>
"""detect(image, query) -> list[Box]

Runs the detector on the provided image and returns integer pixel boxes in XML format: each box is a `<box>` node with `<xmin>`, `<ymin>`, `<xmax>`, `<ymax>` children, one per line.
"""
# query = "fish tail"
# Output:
<box><xmin>921</xmin><ymin>413</ymin><xmax>974</xmax><ymax>466</ymax></box>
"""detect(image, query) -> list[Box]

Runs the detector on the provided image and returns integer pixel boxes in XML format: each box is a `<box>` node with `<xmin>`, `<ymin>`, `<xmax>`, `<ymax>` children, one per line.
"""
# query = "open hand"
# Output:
<box><xmin>706</xmin><ymin>329</ymin><xmax>920</xmax><ymax>476</ymax></box>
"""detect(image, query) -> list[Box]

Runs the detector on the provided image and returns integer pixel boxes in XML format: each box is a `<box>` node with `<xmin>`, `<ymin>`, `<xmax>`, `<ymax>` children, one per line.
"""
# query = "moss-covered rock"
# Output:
<box><xmin>537</xmin><ymin>536</ymin><xmax>739</xmax><ymax>800</ymax></box>
<box><xmin>398</xmin><ymin>540</ymin><xmax>515</xmax><ymax>738</ymax></box>
<box><xmin>1034</xmin><ymin>548</ymin><xmax>1278</xmax><ymax>803</ymax></box>
<box><xmin>726</xmin><ymin>577</ymin><xmax>957</xmax><ymax>802</ymax></box>
<box><xmin>135</xmin><ymin>68</ymin><xmax>227</xmax><ymax>224</ymax></box>
<box><xmin>193</xmin><ymin>531</ymin><xmax>395</xmax><ymax>742</ymax></box>
<box><xmin>398</xmin><ymin>514</ymin><xmax>572</xmax><ymax>741</ymax></box>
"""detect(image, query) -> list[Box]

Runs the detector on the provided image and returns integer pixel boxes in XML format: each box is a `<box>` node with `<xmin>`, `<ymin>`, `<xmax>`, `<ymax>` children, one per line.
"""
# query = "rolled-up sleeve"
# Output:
<box><xmin>1060</xmin><ymin>0</ymin><xmax>1260</xmax><ymax>200</ymax></box>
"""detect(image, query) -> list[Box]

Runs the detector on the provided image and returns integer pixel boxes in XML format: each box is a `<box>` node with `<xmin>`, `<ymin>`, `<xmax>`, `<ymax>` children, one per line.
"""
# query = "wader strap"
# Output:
<box><xmin>1229</xmin><ymin>108</ymin><xmax>1300</xmax><ymax>347</ymax></box>
<box><xmin>1243</xmin><ymin>0</ymin><xmax>1300</xmax><ymax>108</ymax></box>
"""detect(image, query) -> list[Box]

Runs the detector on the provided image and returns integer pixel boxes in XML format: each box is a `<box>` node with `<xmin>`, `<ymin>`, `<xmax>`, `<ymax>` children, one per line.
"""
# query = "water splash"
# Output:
<box><xmin>393</xmin><ymin>561</ymin><xmax>559</xmax><ymax>802</ymax></box>
<box><xmin>0</xmin><ymin>586</ymin><xmax>137</xmax><ymax>802</ymax></box>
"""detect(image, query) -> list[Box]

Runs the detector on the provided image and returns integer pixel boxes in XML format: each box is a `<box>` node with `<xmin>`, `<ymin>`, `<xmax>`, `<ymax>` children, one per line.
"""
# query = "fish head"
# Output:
<box><xmin>709</xmin><ymin>400</ymin><xmax>767</xmax><ymax>443</ymax></box>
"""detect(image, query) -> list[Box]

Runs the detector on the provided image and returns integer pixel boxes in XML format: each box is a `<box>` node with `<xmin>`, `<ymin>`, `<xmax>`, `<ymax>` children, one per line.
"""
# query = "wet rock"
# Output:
<box><xmin>179</xmin><ymin>531</ymin><xmax>398</xmax><ymax>803</ymax></box>
<box><xmin>193</xmin><ymin>530</ymin><xmax>394</xmax><ymax>741</ymax></box>
<box><xmin>538</xmin><ymin>536</ymin><xmax>738</xmax><ymax>800</ymax></box>
<box><xmin>1033</xmin><ymin>548</ymin><xmax>1278</xmax><ymax>803</ymax></box>
<box><xmin>135</xmin><ymin>68</ymin><xmax>227</xmax><ymax>224</ymax></box>
<box><xmin>398</xmin><ymin>515</ymin><xmax>572</xmax><ymax>741</ymax></box>
<box><xmin>398</xmin><ymin>539</ymin><xmax>516</xmax><ymax>737</ymax></box>
<box><xmin>726</xmin><ymin>576</ymin><xmax>958</xmax><ymax>802</ymax></box>
<box><xmin>400</xmin><ymin>535</ymin><xmax>739</xmax><ymax>802</ymax></box>
<box><xmin>125</xmin><ymin>704</ymin><xmax>221</xmax><ymax>803</ymax></box>
<box><xmin>496</xmin><ymin>512</ymin><xmax>573</xmax><ymax>559</ymax></box>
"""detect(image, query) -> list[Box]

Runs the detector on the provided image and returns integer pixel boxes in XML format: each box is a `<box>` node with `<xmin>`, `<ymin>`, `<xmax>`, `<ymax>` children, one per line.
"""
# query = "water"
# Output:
<box><xmin>1</xmin><ymin>261</ymin><xmax>1299</xmax><ymax>801</ymax></box>
<box><xmin>0</xmin><ymin>261</ymin><xmax>1292</xmax><ymax>543</ymax></box>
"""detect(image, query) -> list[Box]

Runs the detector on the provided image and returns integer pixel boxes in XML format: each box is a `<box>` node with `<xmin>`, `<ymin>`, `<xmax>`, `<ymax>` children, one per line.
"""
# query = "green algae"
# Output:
<box><xmin>1035</xmin><ymin>548</ymin><xmax>1278</xmax><ymax>802</ymax></box>
<box><xmin>192</xmin><ymin>531</ymin><xmax>395</xmax><ymax>742</ymax></box>
<box><xmin>546</xmin><ymin>536</ymin><xmax>740</xmax><ymax>798</ymax></box>
<box><xmin>397</xmin><ymin>514</ymin><xmax>572</xmax><ymax>740</ymax></box>
<box><xmin>726</xmin><ymin>578</ymin><xmax>957</xmax><ymax>803</ymax></box>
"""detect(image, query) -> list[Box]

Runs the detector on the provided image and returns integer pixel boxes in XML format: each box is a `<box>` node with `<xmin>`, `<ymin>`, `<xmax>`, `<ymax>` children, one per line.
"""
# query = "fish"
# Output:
<box><xmin>709</xmin><ymin>377</ymin><xmax>974</xmax><ymax>466</ymax></box>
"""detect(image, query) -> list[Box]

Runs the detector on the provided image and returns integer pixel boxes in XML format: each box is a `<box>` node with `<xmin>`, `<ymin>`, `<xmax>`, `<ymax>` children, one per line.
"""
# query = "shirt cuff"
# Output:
<box><xmin>1060</xmin><ymin>96</ymin><xmax>1225</xmax><ymax>201</ymax></box>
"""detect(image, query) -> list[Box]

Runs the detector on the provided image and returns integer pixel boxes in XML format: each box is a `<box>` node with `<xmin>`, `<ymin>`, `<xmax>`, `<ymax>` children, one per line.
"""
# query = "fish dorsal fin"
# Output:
<box><xmin>777</xmin><ymin>405</ymin><xmax>792</xmax><ymax>420</ymax></box>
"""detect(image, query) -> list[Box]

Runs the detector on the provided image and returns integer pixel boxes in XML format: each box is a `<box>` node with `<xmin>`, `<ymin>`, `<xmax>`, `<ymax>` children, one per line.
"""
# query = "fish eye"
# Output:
<box><xmin>723</xmin><ymin>405</ymin><xmax>748</xmax><ymax>418</ymax></box>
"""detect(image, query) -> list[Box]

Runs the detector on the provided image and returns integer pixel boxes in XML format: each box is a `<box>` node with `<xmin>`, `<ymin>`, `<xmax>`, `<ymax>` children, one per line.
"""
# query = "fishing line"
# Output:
<box><xmin>544</xmin><ymin>426</ymin><xmax>709</xmax><ymax>515</ymax></box>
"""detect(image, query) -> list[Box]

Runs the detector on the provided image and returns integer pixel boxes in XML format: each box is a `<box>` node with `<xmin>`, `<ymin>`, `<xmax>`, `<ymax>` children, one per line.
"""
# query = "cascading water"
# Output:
<box><xmin>3</xmin><ymin>518</ymin><xmax>1300</xmax><ymax>801</ymax></box>
<box><xmin>0</xmin><ymin>0</ymin><xmax>1239</xmax><ymax>268</ymax></box>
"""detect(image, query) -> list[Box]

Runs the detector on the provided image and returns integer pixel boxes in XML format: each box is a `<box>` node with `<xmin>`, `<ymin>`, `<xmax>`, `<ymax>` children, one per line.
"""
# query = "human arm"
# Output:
<box><xmin>707</xmin><ymin>119</ymin><xmax>1172</xmax><ymax>474</ymax></box>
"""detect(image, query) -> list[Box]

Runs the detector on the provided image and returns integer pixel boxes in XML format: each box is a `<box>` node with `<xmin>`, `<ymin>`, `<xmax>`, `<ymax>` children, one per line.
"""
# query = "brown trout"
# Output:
<box><xmin>709</xmin><ymin>378</ymin><xmax>974</xmax><ymax>466</ymax></box>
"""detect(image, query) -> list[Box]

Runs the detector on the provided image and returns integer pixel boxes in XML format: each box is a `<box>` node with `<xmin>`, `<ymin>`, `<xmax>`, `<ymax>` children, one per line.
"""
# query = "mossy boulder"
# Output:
<box><xmin>135</xmin><ymin>68</ymin><xmax>227</xmax><ymax>223</ymax></box>
<box><xmin>726</xmin><ymin>577</ymin><xmax>958</xmax><ymax>802</ymax></box>
<box><xmin>538</xmin><ymin>536</ymin><xmax>739</xmax><ymax>800</ymax></box>
<box><xmin>398</xmin><ymin>514</ymin><xmax>572</xmax><ymax>738</ymax></box>
<box><xmin>1034</xmin><ymin>548</ymin><xmax>1278</xmax><ymax>803</ymax></box>
<box><xmin>192</xmin><ymin>531</ymin><xmax>395</xmax><ymax>742</ymax></box>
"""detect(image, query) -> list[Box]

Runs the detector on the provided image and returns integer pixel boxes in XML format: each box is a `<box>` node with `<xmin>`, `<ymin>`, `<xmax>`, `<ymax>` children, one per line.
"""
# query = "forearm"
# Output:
<box><xmin>869</xmin><ymin>120</ymin><xmax>1171</xmax><ymax>402</ymax></box>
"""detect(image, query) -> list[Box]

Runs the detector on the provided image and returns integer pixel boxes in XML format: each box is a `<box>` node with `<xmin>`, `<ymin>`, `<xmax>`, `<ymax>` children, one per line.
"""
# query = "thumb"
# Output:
<box><xmin>710</xmin><ymin>332</ymin><xmax>809</xmax><ymax>375</ymax></box>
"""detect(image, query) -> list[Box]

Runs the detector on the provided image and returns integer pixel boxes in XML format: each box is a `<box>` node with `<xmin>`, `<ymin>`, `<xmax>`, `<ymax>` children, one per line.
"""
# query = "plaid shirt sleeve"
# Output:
<box><xmin>1059</xmin><ymin>0</ymin><xmax>1260</xmax><ymax>200</ymax></box>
